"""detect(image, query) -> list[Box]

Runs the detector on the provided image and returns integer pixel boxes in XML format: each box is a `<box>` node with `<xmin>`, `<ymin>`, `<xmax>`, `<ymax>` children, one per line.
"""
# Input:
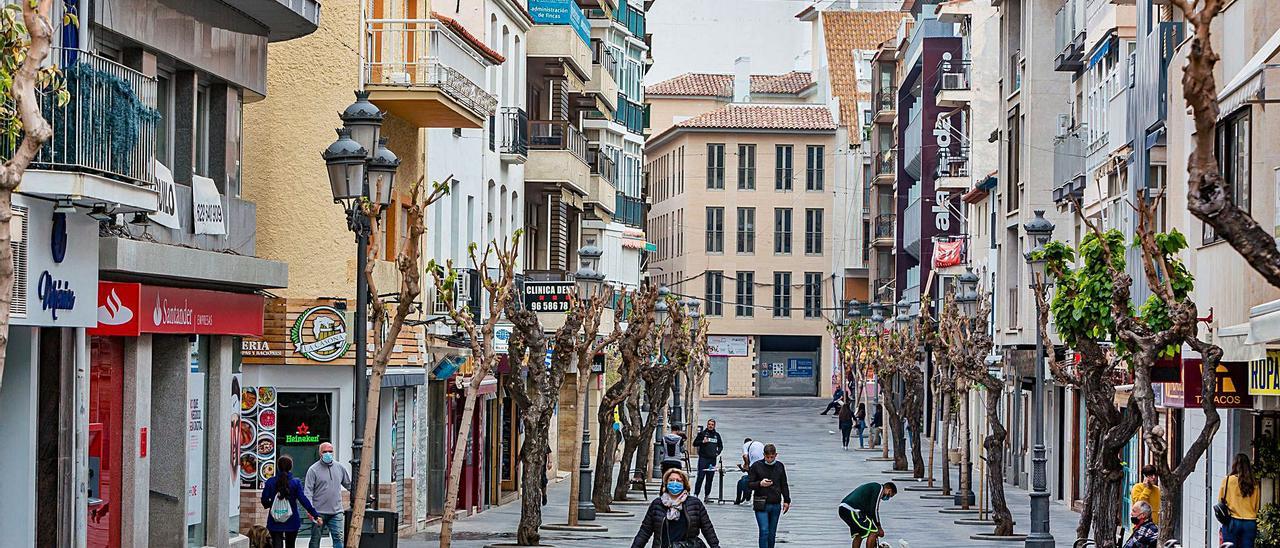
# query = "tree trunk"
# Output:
<box><xmin>880</xmin><ymin>377</ymin><xmax>908</xmax><ymax>471</ymax></box>
<box><xmin>907</xmin><ymin>378</ymin><xmax>926</xmax><ymax>478</ymax></box>
<box><xmin>982</xmin><ymin>385</ymin><xmax>1014</xmax><ymax>536</ymax></box>
<box><xmin>614</xmin><ymin>391</ymin><xmax>645</xmax><ymax>501</ymax></box>
<box><xmin>515</xmin><ymin>405</ymin><xmax>552</xmax><ymax>545</ymax></box>
<box><xmin>565</xmin><ymin>373</ymin><xmax>590</xmax><ymax>525</ymax></box>
<box><xmin>940</xmin><ymin>392</ymin><xmax>952</xmax><ymax>496</ymax></box>
<box><xmin>614</xmin><ymin>439</ymin><xmax>639</xmax><ymax>502</ymax></box>
<box><xmin>960</xmin><ymin>391</ymin><xmax>972</xmax><ymax>509</ymax></box>
<box><xmin>347</xmin><ymin>362</ymin><xmax>388</xmax><ymax>548</ymax></box>
<box><xmin>592</xmin><ymin>407</ymin><xmax>620</xmax><ymax>512</ymax></box>
<box><xmin>439</xmin><ymin>382</ymin><xmax>482</xmax><ymax>548</ymax></box>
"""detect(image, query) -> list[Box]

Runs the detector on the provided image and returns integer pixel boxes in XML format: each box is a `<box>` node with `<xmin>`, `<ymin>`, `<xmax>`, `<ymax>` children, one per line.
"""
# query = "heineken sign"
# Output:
<box><xmin>290</xmin><ymin>306</ymin><xmax>350</xmax><ymax>362</ymax></box>
<box><xmin>285</xmin><ymin>434</ymin><xmax>320</xmax><ymax>444</ymax></box>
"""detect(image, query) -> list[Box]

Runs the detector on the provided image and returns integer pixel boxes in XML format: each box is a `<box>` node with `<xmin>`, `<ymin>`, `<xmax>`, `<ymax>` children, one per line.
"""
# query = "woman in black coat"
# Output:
<box><xmin>631</xmin><ymin>468</ymin><xmax>720</xmax><ymax>548</ymax></box>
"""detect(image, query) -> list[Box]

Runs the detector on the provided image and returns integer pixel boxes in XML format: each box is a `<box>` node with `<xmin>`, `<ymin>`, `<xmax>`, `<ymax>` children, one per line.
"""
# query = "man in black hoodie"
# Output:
<box><xmin>692</xmin><ymin>419</ymin><xmax>724</xmax><ymax>499</ymax></box>
<box><xmin>748</xmin><ymin>444</ymin><xmax>791</xmax><ymax>548</ymax></box>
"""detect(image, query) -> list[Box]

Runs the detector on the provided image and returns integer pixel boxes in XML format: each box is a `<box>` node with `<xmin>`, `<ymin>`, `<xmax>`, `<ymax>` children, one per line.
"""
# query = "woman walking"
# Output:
<box><xmin>854</xmin><ymin>402</ymin><xmax>867</xmax><ymax>449</ymax></box>
<box><xmin>748</xmin><ymin>444</ymin><xmax>791</xmax><ymax>548</ymax></box>
<box><xmin>838</xmin><ymin>401</ymin><xmax>854</xmax><ymax>450</ymax></box>
<box><xmin>631</xmin><ymin>468</ymin><xmax>720</xmax><ymax>548</ymax></box>
<box><xmin>1219</xmin><ymin>453</ymin><xmax>1261</xmax><ymax>548</ymax></box>
<box><xmin>261</xmin><ymin>455</ymin><xmax>321</xmax><ymax>548</ymax></box>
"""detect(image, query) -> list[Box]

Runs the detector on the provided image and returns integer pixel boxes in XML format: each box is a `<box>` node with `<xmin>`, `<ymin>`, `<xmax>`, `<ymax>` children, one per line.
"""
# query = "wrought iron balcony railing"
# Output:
<box><xmin>529</xmin><ymin>120</ymin><xmax>588</xmax><ymax>164</ymax></box>
<box><xmin>363</xmin><ymin>19</ymin><xmax>499</xmax><ymax>118</ymax></box>
<box><xmin>500</xmin><ymin>107</ymin><xmax>528</xmax><ymax>157</ymax></box>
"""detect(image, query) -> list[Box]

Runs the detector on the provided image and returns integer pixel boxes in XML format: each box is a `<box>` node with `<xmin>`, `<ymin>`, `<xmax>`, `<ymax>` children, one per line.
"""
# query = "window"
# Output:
<box><xmin>735</xmin><ymin>271</ymin><xmax>754</xmax><ymax>317</ymax></box>
<box><xmin>736</xmin><ymin>207</ymin><xmax>755</xmax><ymax>253</ymax></box>
<box><xmin>773</xmin><ymin>208</ymin><xmax>792</xmax><ymax>254</ymax></box>
<box><xmin>1006</xmin><ymin>108</ymin><xmax>1021</xmax><ymax>212</ymax></box>
<box><xmin>775</xmin><ymin>145</ymin><xmax>793</xmax><ymax>190</ymax></box>
<box><xmin>156</xmin><ymin>75</ymin><xmax>171</xmax><ymax>166</ymax></box>
<box><xmin>705</xmin><ymin>207</ymin><xmax>724</xmax><ymax>253</ymax></box>
<box><xmin>704</xmin><ymin>271</ymin><xmax>724</xmax><ymax>316</ymax></box>
<box><xmin>738</xmin><ymin>144</ymin><xmax>756</xmax><ymax>189</ymax></box>
<box><xmin>195</xmin><ymin>87</ymin><xmax>209</xmax><ymax>177</ymax></box>
<box><xmin>804</xmin><ymin>208</ymin><xmax>824</xmax><ymax>254</ymax></box>
<box><xmin>706</xmin><ymin>143</ymin><xmax>725</xmax><ymax>189</ymax></box>
<box><xmin>806</xmin><ymin>145</ymin><xmax>825</xmax><ymax>190</ymax></box>
<box><xmin>803</xmin><ymin>272</ymin><xmax>823</xmax><ymax>318</ymax></box>
<box><xmin>773</xmin><ymin>272</ymin><xmax>792</xmax><ymax>317</ymax></box>
<box><xmin>1205</xmin><ymin>108</ymin><xmax>1252</xmax><ymax>243</ymax></box>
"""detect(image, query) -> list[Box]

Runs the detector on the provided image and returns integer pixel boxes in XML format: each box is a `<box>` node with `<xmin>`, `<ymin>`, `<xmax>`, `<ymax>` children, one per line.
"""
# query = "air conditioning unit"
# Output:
<box><xmin>1056</xmin><ymin>113</ymin><xmax>1072</xmax><ymax>138</ymax></box>
<box><xmin>941</xmin><ymin>72</ymin><xmax>965</xmax><ymax>90</ymax></box>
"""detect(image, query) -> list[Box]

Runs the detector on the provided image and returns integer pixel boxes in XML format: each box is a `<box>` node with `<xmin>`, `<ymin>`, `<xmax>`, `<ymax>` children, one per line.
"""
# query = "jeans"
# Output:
<box><xmin>694</xmin><ymin>457</ymin><xmax>716</xmax><ymax>498</ymax></box>
<box><xmin>754</xmin><ymin>503</ymin><xmax>782</xmax><ymax>548</ymax></box>
<box><xmin>736</xmin><ymin>475</ymin><xmax>751</xmax><ymax>504</ymax></box>
<box><xmin>856</xmin><ymin>421</ymin><xmax>866</xmax><ymax>448</ymax></box>
<box><xmin>309</xmin><ymin>512</ymin><xmax>345</xmax><ymax>548</ymax></box>
<box><xmin>839</xmin><ymin>422</ymin><xmax>853</xmax><ymax>448</ymax></box>
<box><xmin>1222</xmin><ymin>517</ymin><xmax>1257</xmax><ymax>548</ymax></box>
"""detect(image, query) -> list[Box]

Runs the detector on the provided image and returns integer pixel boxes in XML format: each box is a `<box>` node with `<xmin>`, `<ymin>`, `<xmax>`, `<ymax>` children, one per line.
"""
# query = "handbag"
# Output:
<box><xmin>269</xmin><ymin>493</ymin><xmax>293</xmax><ymax>523</ymax></box>
<box><xmin>752</xmin><ymin>494</ymin><xmax>767</xmax><ymax>512</ymax></box>
<box><xmin>1213</xmin><ymin>498</ymin><xmax>1232</xmax><ymax>526</ymax></box>
<box><xmin>672</xmin><ymin>539</ymin><xmax>707</xmax><ymax>548</ymax></box>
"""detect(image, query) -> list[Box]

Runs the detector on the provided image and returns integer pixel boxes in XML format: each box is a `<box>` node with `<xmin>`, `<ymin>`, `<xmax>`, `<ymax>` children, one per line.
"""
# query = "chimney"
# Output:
<box><xmin>733</xmin><ymin>56</ymin><xmax>751</xmax><ymax>103</ymax></box>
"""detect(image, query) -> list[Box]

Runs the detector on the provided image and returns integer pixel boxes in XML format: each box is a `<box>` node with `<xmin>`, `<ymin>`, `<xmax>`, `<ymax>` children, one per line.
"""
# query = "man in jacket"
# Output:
<box><xmin>660</xmin><ymin>426</ymin><xmax>688</xmax><ymax>474</ymax></box>
<box><xmin>821</xmin><ymin>386</ymin><xmax>846</xmax><ymax>415</ymax></box>
<box><xmin>692</xmin><ymin>419</ymin><xmax>724</xmax><ymax>499</ymax></box>
<box><xmin>838</xmin><ymin>481</ymin><xmax>896</xmax><ymax>547</ymax></box>
<box><xmin>747</xmin><ymin>444</ymin><xmax>791</xmax><ymax>548</ymax></box>
<box><xmin>1123</xmin><ymin>501</ymin><xmax>1158</xmax><ymax>548</ymax></box>
<box><xmin>304</xmin><ymin>442</ymin><xmax>351</xmax><ymax>548</ymax></box>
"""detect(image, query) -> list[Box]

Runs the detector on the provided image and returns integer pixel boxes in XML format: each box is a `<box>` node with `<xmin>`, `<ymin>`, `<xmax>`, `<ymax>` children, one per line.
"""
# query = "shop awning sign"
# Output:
<box><xmin>1249</xmin><ymin>349</ymin><xmax>1280</xmax><ymax>396</ymax></box>
<box><xmin>1180</xmin><ymin>358</ymin><xmax>1254</xmax><ymax>409</ymax></box>
<box><xmin>91</xmin><ymin>282</ymin><xmax>264</xmax><ymax>337</ymax></box>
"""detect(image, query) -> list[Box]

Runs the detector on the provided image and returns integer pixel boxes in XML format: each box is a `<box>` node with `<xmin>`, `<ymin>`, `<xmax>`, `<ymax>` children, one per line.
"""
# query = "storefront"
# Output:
<box><xmin>240</xmin><ymin>298</ymin><xmax>428</xmax><ymax>534</ymax></box>
<box><xmin>0</xmin><ymin>195</ymin><xmax>100</xmax><ymax>548</ymax></box>
<box><xmin>88</xmin><ymin>281</ymin><xmax>265</xmax><ymax>547</ymax></box>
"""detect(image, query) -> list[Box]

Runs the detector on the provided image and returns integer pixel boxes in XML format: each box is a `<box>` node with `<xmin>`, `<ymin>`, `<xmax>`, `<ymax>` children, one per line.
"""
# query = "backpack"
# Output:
<box><xmin>269</xmin><ymin>482</ymin><xmax>293</xmax><ymax>523</ymax></box>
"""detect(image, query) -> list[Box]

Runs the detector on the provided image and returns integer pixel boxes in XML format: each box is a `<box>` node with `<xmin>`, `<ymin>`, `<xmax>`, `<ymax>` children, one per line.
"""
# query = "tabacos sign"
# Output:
<box><xmin>290</xmin><ymin>306</ymin><xmax>350</xmax><ymax>362</ymax></box>
<box><xmin>1180</xmin><ymin>358</ymin><xmax>1254</xmax><ymax>409</ymax></box>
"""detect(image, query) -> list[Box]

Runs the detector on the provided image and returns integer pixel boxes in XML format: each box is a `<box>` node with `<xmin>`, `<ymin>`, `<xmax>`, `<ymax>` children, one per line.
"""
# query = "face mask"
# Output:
<box><xmin>882</xmin><ymin>495</ymin><xmax>892</xmax><ymax>501</ymax></box>
<box><xmin>666</xmin><ymin>482</ymin><xmax>685</xmax><ymax>495</ymax></box>
<box><xmin>1130</xmin><ymin>516</ymin><xmax>1142</xmax><ymax>526</ymax></box>
<box><xmin>764</xmin><ymin>459</ymin><xmax>776</xmax><ymax>465</ymax></box>
<box><xmin>321</xmin><ymin>452</ymin><xmax>334</xmax><ymax>464</ymax></box>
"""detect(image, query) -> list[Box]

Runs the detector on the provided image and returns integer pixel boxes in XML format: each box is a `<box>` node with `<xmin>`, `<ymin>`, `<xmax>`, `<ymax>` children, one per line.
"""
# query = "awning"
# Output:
<box><xmin>1087</xmin><ymin>34</ymin><xmax>1115</xmax><ymax>70</ymax></box>
<box><xmin>476</xmin><ymin>375</ymin><xmax>500</xmax><ymax>395</ymax></box>
<box><xmin>1218</xmin><ymin>26</ymin><xmax>1280</xmax><ymax>119</ymax></box>
<box><xmin>1219</xmin><ymin>322</ymin><xmax>1264</xmax><ymax>362</ymax></box>
<box><xmin>1248</xmin><ymin>298</ymin><xmax>1280</xmax><ymax>344</ymax></box>
<box><xmin>381</xmin><ymin>367</ymin><xmax>428</xmax><ymax>388</ymax></box>
<box><xmin>621</xmin><ymin>238</ymin><xmax>648</xmax><ymax>250</ymax></box>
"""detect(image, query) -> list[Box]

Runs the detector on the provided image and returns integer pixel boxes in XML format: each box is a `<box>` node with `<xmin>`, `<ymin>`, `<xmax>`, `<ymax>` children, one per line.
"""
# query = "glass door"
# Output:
<box><xmin>87</xmin><ymin>336</ymin><xmax>124</xmax><ymax>548</ymax></box>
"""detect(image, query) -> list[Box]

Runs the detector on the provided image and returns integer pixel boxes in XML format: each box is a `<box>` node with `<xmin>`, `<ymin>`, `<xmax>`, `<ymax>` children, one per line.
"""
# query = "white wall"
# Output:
<box><xmin>0</xmin><ymin>328</ymin><xmax>37</xmax><ymax>548</ymax></box>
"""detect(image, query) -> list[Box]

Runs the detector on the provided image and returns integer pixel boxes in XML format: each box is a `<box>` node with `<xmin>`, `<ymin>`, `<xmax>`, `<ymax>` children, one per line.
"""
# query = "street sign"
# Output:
<box><xmin>524</xmin><ymin>281</ymin><xmax>574</xmax><ymax>313</ymax></box>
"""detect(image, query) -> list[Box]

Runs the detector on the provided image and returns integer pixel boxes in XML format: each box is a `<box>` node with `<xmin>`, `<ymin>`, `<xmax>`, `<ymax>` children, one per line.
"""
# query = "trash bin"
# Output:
<box><xmin>342</xmin><ymin>509</ymin><xmax>399</xmax><ymax>548</ymax></box>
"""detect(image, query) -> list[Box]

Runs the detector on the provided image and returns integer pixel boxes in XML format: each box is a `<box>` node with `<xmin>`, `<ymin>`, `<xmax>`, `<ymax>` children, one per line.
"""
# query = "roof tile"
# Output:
<box><xmin>645</xmin><ymin>71</ymin><xmax>814</xmax><ymax>97</ymax></box>
<box><xmin>675</xmin><ymin>104</ymin><xmax>836</xmax><ymax>131</ymax></box>
<box><xmin>821</xmin><ymin>11</ymin><xmax>904</xmax><ymax>126</ymax></box>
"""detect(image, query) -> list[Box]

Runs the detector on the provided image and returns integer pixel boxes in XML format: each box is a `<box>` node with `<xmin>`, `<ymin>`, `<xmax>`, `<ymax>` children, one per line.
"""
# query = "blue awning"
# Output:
<box><xmin>1087</xmin><ymin>36</ymin><xmax>1114</xmax><ymax>69</ymax></box>
<box><xmin>977</xmin><ymin>175</ymin><xmax>997</xmax><ymax>191</ymax></box>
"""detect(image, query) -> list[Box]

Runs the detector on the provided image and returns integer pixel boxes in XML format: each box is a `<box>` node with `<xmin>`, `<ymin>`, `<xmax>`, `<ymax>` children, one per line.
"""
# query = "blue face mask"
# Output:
<box><xmin>666</xmin><ymin>481</ymin><xmax>685</xmax><ymax>495</ymax></box>
<box><xmin>321</xmin><ymin>452</ymin><xmax>334</xmax><ymax>464</ymax></box>
<box><xmin>881</xmin><ymin>494</ymin><xmax>891</xmax><ymax>501</ymax></box>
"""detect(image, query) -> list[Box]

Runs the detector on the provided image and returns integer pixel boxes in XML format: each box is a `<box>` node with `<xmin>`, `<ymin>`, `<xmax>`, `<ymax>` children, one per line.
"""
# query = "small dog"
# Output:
<box><xmin>245</xmin><ymin>525</ymin><xmax>270</xmax><ymax>548</ymax></box>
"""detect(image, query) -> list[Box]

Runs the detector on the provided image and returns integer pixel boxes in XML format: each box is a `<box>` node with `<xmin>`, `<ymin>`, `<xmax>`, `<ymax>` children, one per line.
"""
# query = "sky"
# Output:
<box><xmin>646</xmin><ymin>0</ymin><xmax>814</xmax><ymax>84</ymax></box>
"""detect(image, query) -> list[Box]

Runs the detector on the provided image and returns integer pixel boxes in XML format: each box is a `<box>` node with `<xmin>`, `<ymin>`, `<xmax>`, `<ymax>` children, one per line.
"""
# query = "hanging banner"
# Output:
<box><xmin>151</xmin><ymin>160</ymin><xmax>181</xmax><ymax>230</ymax></box>
<box><xmin>192</xmin><ymin>174</ymin><xmax>227</xmax><ymax>235</ymax></box>
<box><xmin>932</xmin><ymin>239</ymin><xmax>964</xmax><ymax>268</ymax></box>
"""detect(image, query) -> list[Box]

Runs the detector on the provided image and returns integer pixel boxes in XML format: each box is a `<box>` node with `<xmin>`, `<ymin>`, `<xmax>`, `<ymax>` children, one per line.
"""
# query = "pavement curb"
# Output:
<box><xmin>970</xmin><ymin>533</ymin><xmax>1027</xmax><ymax>541</ymax></box>
<box><xmin>540</xmin><ymin>523</ymin><xmax>610</xmax><ymax>533</ymax></box>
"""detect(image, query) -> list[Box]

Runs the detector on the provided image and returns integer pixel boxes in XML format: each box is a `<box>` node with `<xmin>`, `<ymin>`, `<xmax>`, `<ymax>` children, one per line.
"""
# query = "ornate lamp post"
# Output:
<box><xmin>954</xmin><ymin>267</ymin><xmax>979</xmax><ymax>507</ymax></box>
<box><xmin>322</xmin><ymin>91</ymin><xmax>399</xmax><ymax>511</ymax></box>
<box><xmin>574</xmin><ymin>245</ymin><xmax>605</xmax><ymax>522</ymax></box>
<box><xmin>651</xmin><ymin>286</ymin><xmax>670</xmax><ymax>479</ymax></box>
<box><xmin>1022</xmin><ymin>210</ymin><xmax>1055</xmax><ymax>548</ymax></box>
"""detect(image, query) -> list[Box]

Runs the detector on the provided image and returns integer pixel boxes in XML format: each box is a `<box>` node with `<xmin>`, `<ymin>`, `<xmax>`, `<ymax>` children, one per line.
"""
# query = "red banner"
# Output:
<box><xmin>91</xmin><ymin>282</ymin><xmax>265</xmax><ymax>337</ymax></box>
<box><xmin>932</xmin><ymin>239</ymin><xmax>964</xmax><ymax>268</ymax></box>
<box><xmin>1178</xmin><ymin>358</ymin><xmax>1254</xmax><ymax>409</ymax></box>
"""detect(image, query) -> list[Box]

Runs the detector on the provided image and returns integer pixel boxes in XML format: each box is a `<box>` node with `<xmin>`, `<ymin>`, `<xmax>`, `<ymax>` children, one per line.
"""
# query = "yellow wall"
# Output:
<box><xmin>243</xmin><ymin>0</ymin><xmax>429</xmax><ymax>299</ymax></box>
<box><xmin>646</xmin><ymin>96</ymin><xmax>727</xmax><ymax>137</ymax></box>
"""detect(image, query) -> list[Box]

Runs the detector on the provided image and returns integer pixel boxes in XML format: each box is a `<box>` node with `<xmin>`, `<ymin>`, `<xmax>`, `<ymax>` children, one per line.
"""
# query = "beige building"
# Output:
<box><xmin>646</xmin><ymin>74</ymin><xmax>839</xmax><ymax>398</ymax></box>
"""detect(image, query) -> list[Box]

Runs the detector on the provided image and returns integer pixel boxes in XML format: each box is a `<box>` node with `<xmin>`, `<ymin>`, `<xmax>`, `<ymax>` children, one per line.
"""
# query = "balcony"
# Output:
<box><xmin>499</xmin><ymin>107</ymin><xmax>529</xmax><ymax>163</ymax></box>
<box><xmin>872</xmin><ymin>214</ymin><xmax>895</xmax><ymax>247</ymax></box>
<box><xmin>1054</xmin><ymin>1</ymin><xmax>1085</xmax><ymax>72</ymax></box>
<box><xmin>874</xmin><ymin>150</ymin><xmax>895</xmax><ymax>185</ymax></box>
<box><xmin>903</xmin><ymin>185</ymin><xmax>922</xmax><ymax>259</ymax></box>
<box><xmin>936</xmin><ymin>145</ymin><xmax>970</xmax><ymax>191</ymax></box>
<box><xmin>1051</xmin><ymin>131</ymin><xmax>1086</xmax><ymax>205</ymax></box>
<box><xmin>587</xmin><ymin>148</ymin><xmax>617</xmax><ymax>215</ymax></box>
<box><xmin>588</xmin><ymin>40</ymin><xmax>620</xmax><ymax>113</ymax></box>
<box><xmin>903</xmin><ymin>105</ymin><xmax>923</xmax><ymax>180</ymax></box>
<box><xmin>8</xmin><ymin>48</ymin><xmax>159</xmax><ymax>213</ymax></box>
<box><xmin>615</xmin><ymin>194</ymin><xmax>645</xmax><ymax>228</ymax></box>
<box><xmin>874</xmin><ymin>85</ymin><xmax>896</xmax><ymax>123</ymax></box>
<box><xmin>528</xmin><ymin>24</ymin><xmax>593</xmax><ymax>87</ymax></box>
<box><xmin>872</xmin><ymin>277</ymin><xmax>895</xmax><ymax>305</ymax></box>
<box><xmin>363</xmin><ymin>19</ymin><xmax>499</xmax><ymax>128</ymax></box>
<box><xmin>935</xmin><ymin>59</ymin><xmax>972</xmax><ymax>108</ymax></box>
<box><xmin>527</xmin><ymin>120</ymin><xmax>590</xmax><ymax>193</ymax></box>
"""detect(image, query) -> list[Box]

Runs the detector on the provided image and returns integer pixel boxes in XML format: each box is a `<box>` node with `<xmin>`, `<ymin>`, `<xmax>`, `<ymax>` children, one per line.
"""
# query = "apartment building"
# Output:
<box><xmin>646</xmin><ymin>72</ymin><xmax>838</xmax><ymax>398</ymax></box>
<box><xmin>0</xmin><ymin>1</ymin><xmax>318</xmax><ymax>547</ymax></box>
<box><xmin>243</xmin><ymin>0</ymin><xmax>502</xmax><ymax>531</ymax></box>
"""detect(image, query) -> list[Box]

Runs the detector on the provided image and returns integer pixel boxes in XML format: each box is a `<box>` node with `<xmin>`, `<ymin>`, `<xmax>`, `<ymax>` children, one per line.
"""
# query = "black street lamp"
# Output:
<box><xmin>651</xmin><ymin>286</ymin><xmax>670</xmax><ymax>479</ymax></box>
<box><xmin>1021</xmin><ymin>210</ymin><xmax>1055</xmax><ymax>548</ymax></box>
<box><xmin>573</xmin><ymin>245</ymin><xmax>605</xmax><ymax>522</ymax></box>
<box><xmin>322</xmin><ymin>90</ymin><xmax>397</xmax><ymax>513</ymax></box>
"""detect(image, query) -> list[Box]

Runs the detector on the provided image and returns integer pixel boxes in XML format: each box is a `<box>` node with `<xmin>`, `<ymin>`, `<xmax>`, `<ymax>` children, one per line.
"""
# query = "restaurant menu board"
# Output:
<box><xmin>238</xmin><ymin>386</ymin><xmax>279</xmax><ymax>488</ymax></box>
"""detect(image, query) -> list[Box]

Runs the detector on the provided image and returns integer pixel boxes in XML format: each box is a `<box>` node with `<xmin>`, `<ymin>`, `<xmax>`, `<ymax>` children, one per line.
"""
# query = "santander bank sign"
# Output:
<box><xmin>90</xmin><ymin>282</ymin><xmax>264</xmax><ymax>337</ymax></box>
